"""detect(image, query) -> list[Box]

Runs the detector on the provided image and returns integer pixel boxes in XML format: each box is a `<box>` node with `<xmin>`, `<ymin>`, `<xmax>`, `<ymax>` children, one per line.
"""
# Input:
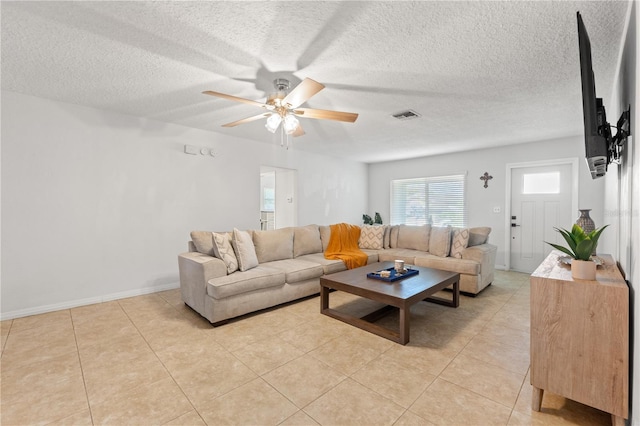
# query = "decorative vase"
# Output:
<box><xmin>571</xmin><ymin>259</ymin><xmax>596</xmax><ymax>280</ymax></box>
<box><xmin>576</xmin><ymin>209</ymin><xmax>595</xmax><ymax>233</ymax></box>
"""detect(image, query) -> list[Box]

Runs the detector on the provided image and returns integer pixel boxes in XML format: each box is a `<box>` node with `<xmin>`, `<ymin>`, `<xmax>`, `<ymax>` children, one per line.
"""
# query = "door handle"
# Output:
<box><xmin>511</xmin><ymin>223</ymin><xmax>521</xmax><ymax>227</ymax></box>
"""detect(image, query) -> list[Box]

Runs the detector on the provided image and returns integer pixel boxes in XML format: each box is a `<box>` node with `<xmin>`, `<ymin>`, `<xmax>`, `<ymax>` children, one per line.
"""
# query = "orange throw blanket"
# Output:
<box><xmin>324</xmin><ymin>223</ymin><xmax>368</xmax><ymax>269</ymax></box>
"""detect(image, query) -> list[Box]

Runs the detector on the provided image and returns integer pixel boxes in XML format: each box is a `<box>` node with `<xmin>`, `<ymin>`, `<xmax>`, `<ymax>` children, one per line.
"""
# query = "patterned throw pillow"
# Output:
<box><xmin>450</xmin><ymin>228</ymin><xmax>470</xmax><ymax>258</ymax></box>
<box><xmin>212</xmin><ymin>232</ymin><xmax>239</xmax><ymax>274</ymax></box>
<box><xmin>359</xmin><ymin>225</ymin><xmax>385</xmax><ymax>250</ymax></box>
<box><xmin>231</xmin><ymin>228</ymin><xmax>259</xmax><ymax>272</ymax></box>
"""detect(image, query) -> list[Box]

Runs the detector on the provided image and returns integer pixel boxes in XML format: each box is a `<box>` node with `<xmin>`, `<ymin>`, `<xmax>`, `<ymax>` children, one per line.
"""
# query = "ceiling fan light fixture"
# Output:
<box><xmin>283</xmin><ymin>114</ymin><xmax>299</xmax><ymax>134</ymax></box>
<box><xmin>265</xmin><ymin>113</ymin><xmax>282</xmax><ymax>133</ymax></box>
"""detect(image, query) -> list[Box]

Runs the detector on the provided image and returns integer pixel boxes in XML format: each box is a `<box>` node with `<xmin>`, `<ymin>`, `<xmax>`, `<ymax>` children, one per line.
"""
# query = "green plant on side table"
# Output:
<box><xmin>545</xmin><ymin>224</ymin><xmax>608</xmax><ymax>280</ymax></box>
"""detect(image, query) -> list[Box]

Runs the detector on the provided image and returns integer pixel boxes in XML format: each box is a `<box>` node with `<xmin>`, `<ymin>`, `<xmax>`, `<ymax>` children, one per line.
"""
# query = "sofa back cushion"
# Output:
<box><xmin>359</xmin><ymin>225</ymin><xmax>385</xmax><ymax>250</ymax></box>
<box><xmin>190</xmin><ymin>231</ymin><xmax>215</xmax><ymax>256</ymax></box>
<box><xmin>383</xmin><ymin>226</ymin><xmax>392</xmax><ymax>249</ymax></box>
<box><xmin>396</xmin><ymin>224</ymin><xmax>431</xmax><ymax>251</ymax></box>
<box><xmin>389</xmin><ymin>225</ymin><xmax>400</xmax><ymax>248</ymax></box>
<box><xmin>253</xmin><ymin>227</ymin><xmax>294</xmax><ymax>263</ymax></box>
<box><xmin>429</xmin><ymin>226</ymin><xmax>451</xmax><ymax>258</ymax></box>
<box><xmin>232</xmin><ymin>228</ymin><xmax>259</xmax><ymax>271</ymax></box>
<box><xmin>319</xmin><ymin>225</ymin><xmax>332</xmax><ymax>252</ymax></box>
<box><xmin>468</xmin><ymin>227</ymin><xmax>492</xmax><ymax>246</ymax></box>
<box><xmin>294</xmin><ymin>225</ymin><xmax>323</xmax><ymax>257</ymax></box>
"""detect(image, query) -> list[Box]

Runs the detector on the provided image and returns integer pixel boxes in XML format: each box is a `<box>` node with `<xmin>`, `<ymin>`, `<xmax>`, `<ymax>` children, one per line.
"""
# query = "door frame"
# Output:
<box><xmin>504</xmin><ymin>157</ymin><xmax>579</xmax><ymax>271</ymax></box>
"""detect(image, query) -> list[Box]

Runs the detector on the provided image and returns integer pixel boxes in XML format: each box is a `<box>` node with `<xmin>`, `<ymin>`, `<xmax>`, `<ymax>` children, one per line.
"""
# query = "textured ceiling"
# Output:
<box><xmin>1</xmin><ymin>1</ymin><xmax>630</xmax><ymax>163</ymax></box>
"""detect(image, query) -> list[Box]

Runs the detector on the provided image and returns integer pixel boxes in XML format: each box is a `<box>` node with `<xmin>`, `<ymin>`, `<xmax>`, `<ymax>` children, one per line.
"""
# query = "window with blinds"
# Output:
<box><xmin>390</xmin><ymin>174</ymin><xmax>466</xmax><ymax>227</ymax></box>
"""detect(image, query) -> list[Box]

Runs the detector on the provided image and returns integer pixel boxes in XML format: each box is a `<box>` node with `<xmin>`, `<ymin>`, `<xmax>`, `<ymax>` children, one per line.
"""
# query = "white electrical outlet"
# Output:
<box><xmin>493</xmin><ymin>206</ymin><xmax>501</xmax><ymax>213</ymax></box>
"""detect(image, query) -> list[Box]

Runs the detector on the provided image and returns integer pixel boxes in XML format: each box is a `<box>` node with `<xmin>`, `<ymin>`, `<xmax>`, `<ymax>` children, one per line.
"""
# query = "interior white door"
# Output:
<box><xmin>260</xmin><ymin>166</ymin><xmax>298</xmax><ymax>230</ymax></box>
<box><xmin>510</xmin><ymin>164</ymin><xmax>573</xmax><ymax>273</ymax></box>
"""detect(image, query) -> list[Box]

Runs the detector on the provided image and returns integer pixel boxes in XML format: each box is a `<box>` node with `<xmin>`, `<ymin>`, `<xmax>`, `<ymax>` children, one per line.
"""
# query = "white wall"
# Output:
<box><xmin>0</xmin><ymin>91</ymin><xmax>368</xmax><ymax>319</ymax></box>
<box><xmin>606</xmin><ymin>2</ymin><xmax>637</xmax><ymax>422</ymax></box>
<box><xmin>368</xmin><ymin>137</ymin><xmax>605</xmax><ymax>269</ymax></box>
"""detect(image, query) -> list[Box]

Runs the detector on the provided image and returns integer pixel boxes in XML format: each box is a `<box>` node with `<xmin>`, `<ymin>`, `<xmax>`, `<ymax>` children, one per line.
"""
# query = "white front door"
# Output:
<box><xmin>510</xmin><ymin>164</ymin><xmax>574</xmax><ymax>273</ymax></box>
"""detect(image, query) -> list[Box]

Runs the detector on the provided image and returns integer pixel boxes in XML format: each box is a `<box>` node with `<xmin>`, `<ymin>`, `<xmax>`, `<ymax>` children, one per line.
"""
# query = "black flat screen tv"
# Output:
<box><xmin>577</xmin><ymin>11</ymin><xmax>611</xmax><ymax>179</ymax></box>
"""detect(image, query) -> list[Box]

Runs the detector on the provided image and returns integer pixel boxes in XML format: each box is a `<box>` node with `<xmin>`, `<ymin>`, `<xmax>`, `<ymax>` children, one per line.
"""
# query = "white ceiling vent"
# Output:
<box><xmin>392</xmin><ymin>109</ymin><xmax>421</xmax><ymax>120</ymax></box>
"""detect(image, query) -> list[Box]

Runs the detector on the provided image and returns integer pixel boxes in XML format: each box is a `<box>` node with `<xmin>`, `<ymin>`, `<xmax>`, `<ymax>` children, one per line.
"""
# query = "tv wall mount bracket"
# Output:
<box><xmin>608</xmin><ymin>105</ymin><xmax>632</xmax><ymax>165</ymax></box>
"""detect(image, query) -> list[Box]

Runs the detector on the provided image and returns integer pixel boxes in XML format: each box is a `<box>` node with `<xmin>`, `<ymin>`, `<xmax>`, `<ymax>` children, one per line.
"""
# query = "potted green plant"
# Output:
<box><xmin>545</xmin><ymin>224</ymin><xmax>608</xmax><ymax>280</ymax></box>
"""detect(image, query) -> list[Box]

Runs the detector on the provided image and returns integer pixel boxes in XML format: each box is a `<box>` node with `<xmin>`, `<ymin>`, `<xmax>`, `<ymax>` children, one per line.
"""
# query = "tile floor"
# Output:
<box><xmin>0</xmin><ymin>270</ymin><xmax>611</xmax><ymax>425</ymax></box>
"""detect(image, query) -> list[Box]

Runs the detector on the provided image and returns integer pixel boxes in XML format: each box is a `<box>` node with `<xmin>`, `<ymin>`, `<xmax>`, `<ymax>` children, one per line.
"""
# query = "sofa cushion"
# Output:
<box><xmin>429</xmin><ymin>226</ymin><xmax>451</xmax><ymax>258</ymax></box>
<box><xmin>397</xmin><ymin>224</ymin><xmax>431</xmax><ymax>251</ymax></box>
<box><xmin>212</xmin><ymin>232</ymin><xmax>239</xmax><ymax>274</ymax></box>
<box><xmin>414</xmin><ymin>254</ymin><xmax>480</xmax><ymax>276</ymax></box>
<box><xmin>253</xmin><ymin>228</ymin><xmax>294</xmax><ymax>263</ymax></box>
<box><xmin>383</xmin><ymin>226</ymin><xmax>392</xmax><ymax>249</ymax></box>
<box><xmin>359</xmin><ymin>249</ymin><xmax>380</xmax><ymax>264</ymax></box>
<box><xmin>191</xmin><ymin>231</ymin><xmax>215</xmax><ymax>256</ymax></box>
<box><xmin>232</xmin><ymin>228</ymin><xmax>259</xmax><ymax>271</ymax></box>
<box><xmin>207</xmin><ymin>265</ymin><xmax>285</xmax><ymax>299</ymax></box>
<box><xmin>389</xmin><ymin>225</ymin><xmax>400</xmax><ymax>248</ymax></box>
<box><xmin>377</xmin><ymin>248</ymin><xmax>423</xmax><ymax>264</ymax></box>
<box><xmin>294</xmin><ymin>225</ymin><xmax>323</xmax><ymax>257</ymax></box>
<box><xmin>319</xmin><ymin>225</ymin><xmax>331</xmax><ymax>252</ymax></box>
<box><xmin>359</xmin><ymin>225</ymin><xmax>385</xmax><ymax>250</ymax></box>
<box><xmin>266</xmin><ymin>259</ymin><xmax>324</xmax><ymax>283</ymax></box>
<box><xmin>296</xmin><ymin>253</ymin><xmax>347</xmax><ymax>274</ymax></box>
<box><xmin>469</xmin><ymin>227</ymin><xmax>491</xmax><ymax>246</ymax></box>
<box><xmin>450</xmin><ymin>228</ymin><xmax>470</xmax><ymax>258</ymax></box>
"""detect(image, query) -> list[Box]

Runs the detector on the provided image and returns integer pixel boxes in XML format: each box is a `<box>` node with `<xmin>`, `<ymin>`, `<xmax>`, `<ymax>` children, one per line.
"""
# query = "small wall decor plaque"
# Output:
<box><xmin>480</xmin><ymin>172</ymin><xmax>493</xmax><ymax>188</ymax></box>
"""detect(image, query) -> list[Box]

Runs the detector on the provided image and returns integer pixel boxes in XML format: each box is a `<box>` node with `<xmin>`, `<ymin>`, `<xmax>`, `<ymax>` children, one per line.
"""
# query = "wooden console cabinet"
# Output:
<box><xmin>530</xmin><ymin>251</ymin><xmax>628</xmax><ymax>425</ymax></box>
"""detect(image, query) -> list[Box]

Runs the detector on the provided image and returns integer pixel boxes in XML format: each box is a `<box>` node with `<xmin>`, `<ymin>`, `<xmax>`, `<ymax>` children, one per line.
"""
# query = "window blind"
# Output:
<box><xmin>390</xmin><ymin>174</ymin><xmax>466</xmax><ymax>227</ymax></box>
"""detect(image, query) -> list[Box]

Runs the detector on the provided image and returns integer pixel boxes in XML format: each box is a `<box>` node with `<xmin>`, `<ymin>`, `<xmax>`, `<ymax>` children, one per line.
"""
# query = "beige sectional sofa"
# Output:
<box><xmin>178</xmin><ymin>224</ymin><xmax>497</xmax><ymax>325</ymax></box>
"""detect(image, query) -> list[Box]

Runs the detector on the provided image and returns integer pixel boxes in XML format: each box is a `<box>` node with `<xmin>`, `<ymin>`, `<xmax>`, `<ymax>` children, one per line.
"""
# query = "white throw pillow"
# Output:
<box><xmin>231</xmin><ymin>228</ymin><xmax>259</xmax><ymax>271</ymax></box>
<box><xmin>450</xmin><ymin>228</ymin><xmax>470</xmax><ymax>259</ymax></box>
<box><xmin>212</xmin><ymin>232</ymin><xmax>239</xmax><ymax>274</ymax></box>
<box><xmin>359</xmin><ymin>225</ymin><xmax>385</xmax><ymax>250</ymax></box>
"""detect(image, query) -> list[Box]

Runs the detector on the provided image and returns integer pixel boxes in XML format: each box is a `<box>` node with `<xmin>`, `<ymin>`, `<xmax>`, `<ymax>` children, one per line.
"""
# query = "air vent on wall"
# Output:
<box><xmin>392</xmin><ymin>109</ymin><xmax>421</xmax><ymax>120</ymax></box>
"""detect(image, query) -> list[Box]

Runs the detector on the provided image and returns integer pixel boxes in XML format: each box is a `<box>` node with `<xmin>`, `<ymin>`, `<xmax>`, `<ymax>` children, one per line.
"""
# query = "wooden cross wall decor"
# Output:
<box><xmin>480</xmin><ymin>172</ymin><xmax>493</xmax><ymax>188</ymax></box>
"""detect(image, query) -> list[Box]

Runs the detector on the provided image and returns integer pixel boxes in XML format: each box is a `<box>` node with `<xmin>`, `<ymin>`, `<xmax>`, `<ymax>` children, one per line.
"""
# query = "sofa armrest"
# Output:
<box><xmin>461</xmin><ymin>243</ymin><xmax>497</xmax><ymax>276</ymax></box>
<box><xmin>178</xmin><ymin>252</ymin><xmax>227</xmax><ymax>316</ymax></box>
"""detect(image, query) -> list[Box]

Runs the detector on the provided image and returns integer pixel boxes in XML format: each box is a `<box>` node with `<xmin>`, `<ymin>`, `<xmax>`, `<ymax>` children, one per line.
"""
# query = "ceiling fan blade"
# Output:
<box><xmin>292</xmin><ymin>123</ymin><xmax>305</xmax><ymax>137</ymax></box>
<box><xmin>281</xmin><ymin>78</ymin><xmax>325</xmax><ymax>108</ymax></box>
<box><xmin>222</xmin><ymin>113</ymin><xmax>270</xmax><ymax>127</ymax></box>
<box><xmin>203</xmin><ymin>90</ymin><xmax>269</xmax><ymax>109</ymax></box>
<box><xmin>293</xmin><ymin>107</ymin><xmax>358</xmax><ymax>123</ymax></box>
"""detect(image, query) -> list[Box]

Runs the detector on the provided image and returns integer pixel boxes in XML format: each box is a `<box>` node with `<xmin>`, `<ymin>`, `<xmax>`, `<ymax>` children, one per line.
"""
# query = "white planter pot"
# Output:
<box><xmin>571</xmin><ymin>259</ymin><xmax>596</xmax><ymax>280</ymax></box>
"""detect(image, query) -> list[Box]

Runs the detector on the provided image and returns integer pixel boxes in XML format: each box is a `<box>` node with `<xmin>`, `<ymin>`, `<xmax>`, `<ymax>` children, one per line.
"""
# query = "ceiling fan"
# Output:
<box><xmin>203</xmin><ymin>78</ymin><xmax>358</xmax><ymax>137</ymax></box>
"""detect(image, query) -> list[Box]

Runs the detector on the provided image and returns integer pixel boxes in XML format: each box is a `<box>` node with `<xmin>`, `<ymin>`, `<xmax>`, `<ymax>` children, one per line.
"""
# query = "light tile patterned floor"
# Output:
<box><xmin>0</xmin><ymin>271</ymin><xmax>611</xmax><ymax>425</ymax></box>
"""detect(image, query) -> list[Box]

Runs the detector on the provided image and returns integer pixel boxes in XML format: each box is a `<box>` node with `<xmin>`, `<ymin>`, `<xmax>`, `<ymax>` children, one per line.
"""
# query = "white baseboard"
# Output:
<box><xmin>0</xmin><ymin>282</ymin><xmax>180</xmax><ymax>321</ymax></box>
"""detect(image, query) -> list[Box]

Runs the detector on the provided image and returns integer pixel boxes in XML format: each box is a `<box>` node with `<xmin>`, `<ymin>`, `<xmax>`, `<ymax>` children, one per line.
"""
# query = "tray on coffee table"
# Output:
<box><xmin>367</xmin><ymin>267</ymin><xmax>419</xmax><ymax>282</ymax></box>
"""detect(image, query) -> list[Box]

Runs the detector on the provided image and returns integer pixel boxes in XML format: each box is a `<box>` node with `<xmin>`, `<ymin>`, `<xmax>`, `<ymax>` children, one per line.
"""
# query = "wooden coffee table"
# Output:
<box><xmin>320</xmin><ymin>261</ymin><xmax>459</xmax><ymax>345</ymax></box>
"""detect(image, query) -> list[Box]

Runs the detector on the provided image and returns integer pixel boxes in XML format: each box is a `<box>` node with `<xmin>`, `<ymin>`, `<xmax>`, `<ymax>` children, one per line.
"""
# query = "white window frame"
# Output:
<box><xmin>390</xmin><ymin>173</ymin><xmax>467</xmax><ymax>227</ymax></box>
